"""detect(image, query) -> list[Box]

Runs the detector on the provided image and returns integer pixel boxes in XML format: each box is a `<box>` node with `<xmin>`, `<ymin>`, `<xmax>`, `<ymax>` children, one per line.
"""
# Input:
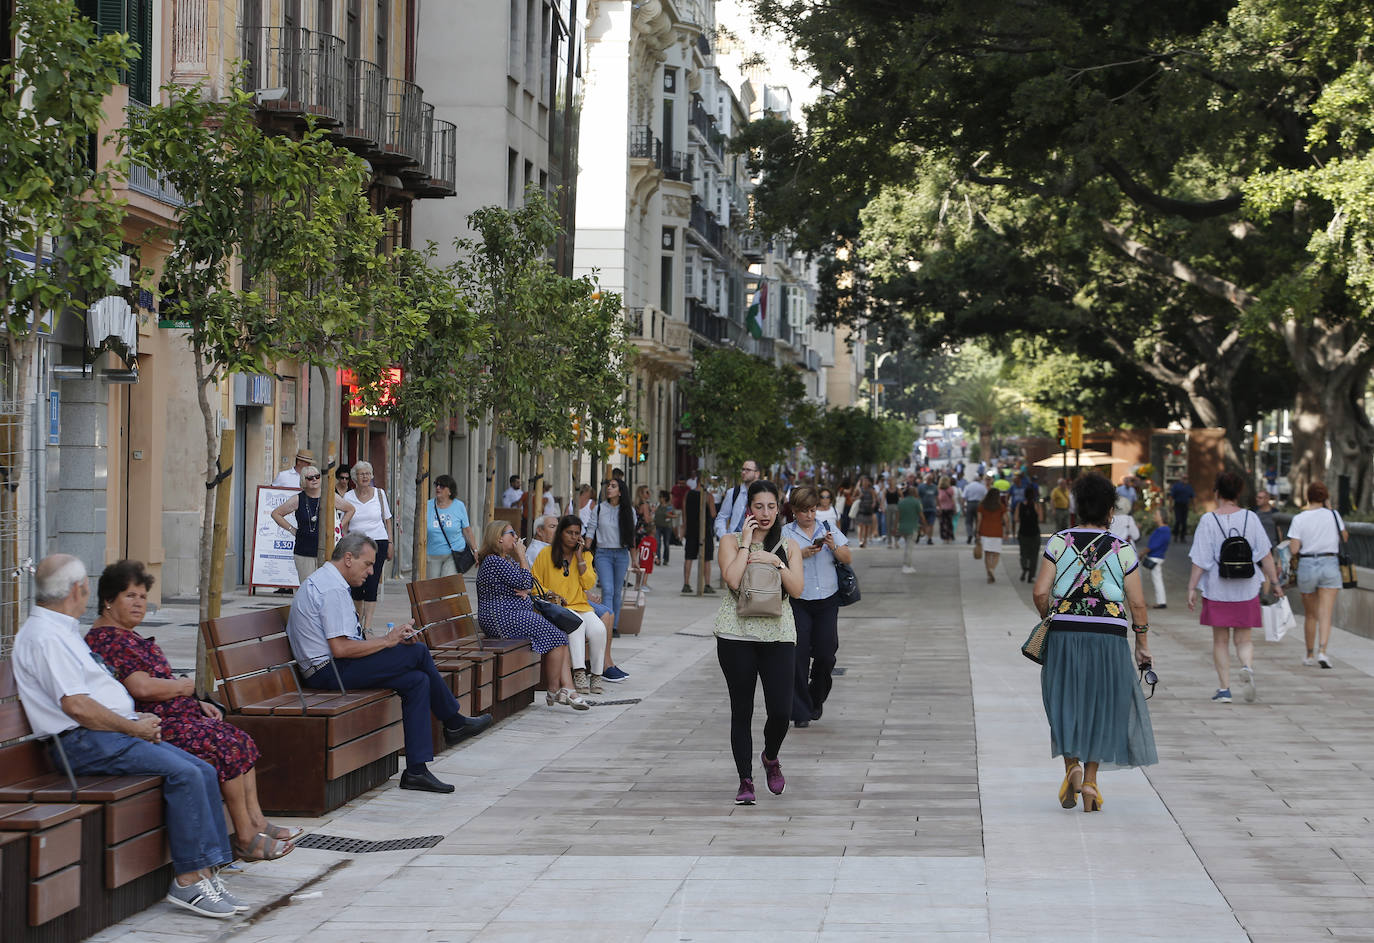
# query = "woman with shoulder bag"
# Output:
<box><xmin>1033</xmin><ymin>473</ymin><xmax>1157</xmax><ymax>813</ymax></box>
<box><xmin>1285</xmin><ymin>481</ymin><xmax>1349</xmax><ymax>669</ymax></box>
<box><xmin>1186</xmin><ymin>471</ymin><xmax>1281</xmax><ymax>703</ymax></box>
<box><xmin>343</xmin><ymin>461</ymin><xmax>394</xmax><ymax>630</ymax></box>
<box><xmin>531</xmin><ymin>516</ymin><xmax>610</xmax><ymax>695</ymax></box>
<box><xmin>715</xmin><ymin>481</ymin><xmax>805</xmax><ymax>806</ymax></box>
<box><xmin>781</xmin><ymin>485</ymin><xmax>852</xmax><ymax>728</ymax></box>
<box><xmin>474</xmin><ymin>521</ymin><xmax>588</xmax><ymax>710</ymax></box>
<box><xmin>425</xmin><ymin>474</ymin><xmax>476</xmax><ymax>577</ymax></box>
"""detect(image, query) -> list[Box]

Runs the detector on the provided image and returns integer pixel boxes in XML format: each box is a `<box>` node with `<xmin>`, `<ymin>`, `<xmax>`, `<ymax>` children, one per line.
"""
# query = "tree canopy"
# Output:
<box><xmin>741</xmin><ymin>0</ymin><xmax>1374</xmax><ymax>503</ymax></box>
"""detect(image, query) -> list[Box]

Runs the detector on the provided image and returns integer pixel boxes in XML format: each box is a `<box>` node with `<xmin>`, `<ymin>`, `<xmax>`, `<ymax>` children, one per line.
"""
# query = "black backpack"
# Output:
<box><xmin>1212</xmin><ymin>511</ymin><xmax>1255</xmax><ymax>579</ymax></box>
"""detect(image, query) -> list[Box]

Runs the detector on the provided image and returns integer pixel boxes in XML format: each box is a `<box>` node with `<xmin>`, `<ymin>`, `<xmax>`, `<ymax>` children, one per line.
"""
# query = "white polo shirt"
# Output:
<box><xmin>12</xmin><ymin>605</ymin><xmax>137</xmax><ymax>737</ymax></box>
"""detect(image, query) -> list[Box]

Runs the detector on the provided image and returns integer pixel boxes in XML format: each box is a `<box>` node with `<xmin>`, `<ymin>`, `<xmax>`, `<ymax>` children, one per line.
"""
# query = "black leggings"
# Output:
<box><xmin>716</xmin><ymin>637</ymin><xmax>795</xmax><ymax>780</ymax></box>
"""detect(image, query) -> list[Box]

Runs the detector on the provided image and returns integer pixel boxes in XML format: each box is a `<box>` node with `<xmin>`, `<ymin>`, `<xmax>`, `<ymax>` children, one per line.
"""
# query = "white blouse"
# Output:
<box><xmin>1287</xmin><ymin>508</ymin><xmax>1346</xmax><ymax>556</ymax></box>
<box><xmin>345</xmin><ymin>488</ymin><xmax>392</xmax><ymax>541</ymax></box>
<box><xmin>1189</xmin><ymin>508</ymin><xmax>1271</xmax><ymax>601</ymax></box>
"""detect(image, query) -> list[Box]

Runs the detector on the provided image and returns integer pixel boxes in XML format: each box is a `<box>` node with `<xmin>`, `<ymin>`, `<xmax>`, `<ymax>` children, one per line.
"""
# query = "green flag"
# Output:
<box><xmin>746</xmin><ymin>280</ymin><xmax>767</xmax><ymax>339</ymax></box>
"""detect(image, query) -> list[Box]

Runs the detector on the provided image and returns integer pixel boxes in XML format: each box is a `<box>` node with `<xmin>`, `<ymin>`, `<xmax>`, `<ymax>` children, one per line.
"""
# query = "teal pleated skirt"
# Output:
<box><xmin>1040</xmin><ymin>625</ymin><xmax>1158</xmax><ymax>769</ymax></box>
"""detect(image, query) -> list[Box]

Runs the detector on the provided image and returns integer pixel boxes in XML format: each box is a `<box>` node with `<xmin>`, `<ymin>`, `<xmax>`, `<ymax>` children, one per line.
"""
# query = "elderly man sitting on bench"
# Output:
<box><xmin>12</xmin><ymin>554</ymin><xmax>246</xmax><ymax>919</ymax></box>
<box><xmin>286</xmin><ymin>533</ymin><xmax>493</xmax><ymax>794</ymax></box>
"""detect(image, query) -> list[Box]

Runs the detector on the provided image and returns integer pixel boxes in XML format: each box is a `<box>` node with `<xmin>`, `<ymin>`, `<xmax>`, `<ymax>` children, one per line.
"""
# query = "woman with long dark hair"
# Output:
<box><xmin>531</xmin><ymin>516</ymin><xmax>610</xmax><ymax>695</ymax></box>
<box><xmin>591</xmin><ymin>478</ymin><xmax>637</xmax><ymax>635</ymax></box>
<box><xmin>714</xmin><ymin>480</ymin><xmax>805</xmax><ymax>805</ymax></box>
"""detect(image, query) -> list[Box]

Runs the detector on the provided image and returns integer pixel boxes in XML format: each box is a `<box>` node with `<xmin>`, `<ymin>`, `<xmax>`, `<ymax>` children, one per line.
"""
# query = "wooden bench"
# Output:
<box><xmin>409</xmin><ymin>575</ymin><xmax>540</xmax><ymax>720</ymax></box>
<box><xmin>198</xmin><ymin>606</ymin><xmax>404</xmax><ymax>817</ymax></box>
<box><xmin>0</xmin><ymin>661</ymin><xmax>172</xmax><ymax>943</ymax></box>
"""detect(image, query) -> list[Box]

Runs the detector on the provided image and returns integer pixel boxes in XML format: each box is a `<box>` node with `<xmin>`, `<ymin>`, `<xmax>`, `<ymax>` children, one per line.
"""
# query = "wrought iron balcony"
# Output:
<box><xmin>688</xmin><ymin>299</ymin><xmax>725</xmax><ymax>345</ymax></box>
<box><xmin>664</xmin><ymin>150</ymin><xmax>693</xmax><ymax>182</ymax></box>
<box><xmin>382</xmin><ymin>77</ymin><xmax>425</xmax><ymax>165</ymax></box>
<box><xmin>689</xmin><ymin>199</ymin><xmax>724</xmax><ymax>254</ymax></box>
<box><xmin>629</xmin><ymin>126</ymin><xmax>662</xmax><ymax>167</ymax></box>
<box><xmin>125</xmin><ymin>102</ymin><xmax>184</xmax><ymax>207</ymax></box>
<box><xmin>240</xmin><ymin>26</ymin><xmax>345</xmax><ymax>125</ymax></box>
<box><xmin>341</xmin><ymin>58</ymin><xmax>385</xmax><ymax>147</ymax></box>
<box><xmin>423</xmin><ymin>118</ymin><xmax>457</xmax><ymax>196</ymax></box>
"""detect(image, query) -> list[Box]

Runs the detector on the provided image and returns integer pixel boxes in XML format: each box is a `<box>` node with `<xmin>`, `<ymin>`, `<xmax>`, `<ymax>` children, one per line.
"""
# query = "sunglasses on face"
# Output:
<box><xmin>503</xmin><ymin>530</ymin><xmax>516</xmax><ymax>537</ymax></box>
<box><xmin>304</xmin><ymin>474</ymin><xmax>321</xmax><ymax>480</ymax></box>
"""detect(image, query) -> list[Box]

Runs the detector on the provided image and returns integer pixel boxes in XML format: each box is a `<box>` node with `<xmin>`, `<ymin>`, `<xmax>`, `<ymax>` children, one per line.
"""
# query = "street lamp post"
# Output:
<box><xmin>872</xmin><ymin>350</ymin><xmax>895</xmax><ymax>418</ymax></box>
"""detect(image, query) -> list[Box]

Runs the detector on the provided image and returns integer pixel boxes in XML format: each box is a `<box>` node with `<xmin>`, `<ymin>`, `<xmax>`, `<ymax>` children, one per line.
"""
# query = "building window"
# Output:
<box><xmin>376</xmin><ymin>0</ymin><xmax>389</xmax><ymax>76</ymax></box>
<box><xmin>79</xmin><ymin>0</ymin><xmax>153</xmax><ymax>105</ymax></box>
<box><xmin>507</xmin><ymin>148</ymin><xmax>519</xmax><ymax>208</ymax></box>
<box><xmin>660</xmin><ymin>255</ymin><xmax>673</xmax><ymax>315</ymax></box>
<box><xmin>508</xmin><ymin>0</ymin><xmax>521</xmax><ymax>76</ymax></box>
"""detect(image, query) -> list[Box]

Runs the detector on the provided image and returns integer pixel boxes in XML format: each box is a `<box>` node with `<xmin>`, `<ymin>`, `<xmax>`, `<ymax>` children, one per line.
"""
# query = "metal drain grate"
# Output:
<box><xmin>294</xmin><ymin>834</ymin><xmax>444</xmax><ymax>854</ymax></box>
<box><xmin>588</xmin><ymin>697</ymin><xmax>642</xmax><ymax>706</ymax></box>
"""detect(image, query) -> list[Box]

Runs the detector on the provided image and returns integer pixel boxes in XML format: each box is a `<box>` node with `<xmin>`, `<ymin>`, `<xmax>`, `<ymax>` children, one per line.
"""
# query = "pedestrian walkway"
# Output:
<box><xmin>91</xmin><ymin>541</ymin><xmax>1374</xmax><ymax>942</ymax></box>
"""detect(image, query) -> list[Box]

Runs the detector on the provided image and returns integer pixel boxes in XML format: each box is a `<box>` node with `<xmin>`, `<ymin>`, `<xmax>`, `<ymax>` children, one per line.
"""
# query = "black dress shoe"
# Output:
<box><xmin>399</xmin><ymin>768</ymin><xmax>455</xmax><ymax>793</ymax></box>
<box><xmin>794</xmin><ymin>719</ymin><xmax>810</xmax><ymax>728</ymax></box>
<box><xmin>811</xmin><ymin>704</ymin><xmax>823</xmax><ymax>721</ymax></box>
<box><xmin>1153</xmin><ymin>604</ymin><xmax>1167</xmax><ymax>610</ymax></box>
<box><xmin>443</xmin><ymin>713</ymin><xmax>494</xmax><ymax>745</ymax></box>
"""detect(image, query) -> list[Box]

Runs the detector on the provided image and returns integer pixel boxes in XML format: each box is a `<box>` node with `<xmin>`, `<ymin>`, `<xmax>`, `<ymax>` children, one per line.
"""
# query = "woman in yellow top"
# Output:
<box><xmin>531</xmin><ymin>516</ymin><xmax>611</xmax><ymax>695</ymax></box>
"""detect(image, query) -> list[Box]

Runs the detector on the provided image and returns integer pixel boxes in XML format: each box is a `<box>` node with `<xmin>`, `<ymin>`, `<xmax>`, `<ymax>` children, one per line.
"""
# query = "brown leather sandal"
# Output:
<box><xmin>233</xmin><ymin>832</ymin><xmax>294</xmax><ymax>861</ymax></box>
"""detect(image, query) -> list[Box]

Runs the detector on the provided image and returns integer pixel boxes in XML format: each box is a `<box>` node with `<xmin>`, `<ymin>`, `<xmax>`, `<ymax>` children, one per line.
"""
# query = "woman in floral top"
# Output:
<box><xmin>1031</xmin><ymin>474</ymin><xmax>1157</xmax><ymax>813</ymax></box>
<box><xmin>85</xmin><ymin>561</ymin><xmax>301</xmax><ymax>860</ymax></box>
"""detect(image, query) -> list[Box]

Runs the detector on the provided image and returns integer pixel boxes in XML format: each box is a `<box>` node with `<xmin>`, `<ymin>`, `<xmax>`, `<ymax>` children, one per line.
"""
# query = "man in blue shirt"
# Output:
<box><xmin>287</xmin><ymin>534</ymin><xmax>492</xmax><ymax>794</ymax></box>
<box><xmin>1168</xmin><ymin>477</ymin><xmax>1195</xmax><ymax>541</ymax></box>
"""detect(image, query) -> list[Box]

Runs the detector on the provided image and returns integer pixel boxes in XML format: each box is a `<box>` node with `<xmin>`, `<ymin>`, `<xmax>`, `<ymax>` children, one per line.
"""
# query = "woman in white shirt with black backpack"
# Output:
<box><xmin>1186</xmin><ymin>471</ymin><xmax>1281</xmax><ymax>704</ymax></box>
<box><xmin>1285</xmin><ymin>481</ymin><xmax>1349</xmax><ymax>669</ymax></box>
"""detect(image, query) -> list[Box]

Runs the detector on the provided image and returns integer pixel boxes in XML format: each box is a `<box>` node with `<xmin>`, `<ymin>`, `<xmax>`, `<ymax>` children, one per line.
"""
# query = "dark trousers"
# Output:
<box><xmin>716</xmin><ymin>637</ymin><xmax>795</xmax><ymax>780</ymax></box>
<box><xmin>790</xmin><ymin>595</ymin><xmax>840</xmax><ymax>723</ymax></box>
<box><xmin>306</xmin><ymin>643</ymin><xmax>461</xmax><ymax>766</ymax></box>
<box><xmin>1173</xmin><ymin>503</ymin><xmax>1189</xmax><ymax>540</ymax></box>
<box><xmin>656</xmin><ymin>526</ymin><xmax>673</xmax><ymax>564</ymax></box>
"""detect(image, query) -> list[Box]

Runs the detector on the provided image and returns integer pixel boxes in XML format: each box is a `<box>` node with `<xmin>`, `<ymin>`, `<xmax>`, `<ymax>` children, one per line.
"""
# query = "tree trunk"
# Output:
<box><xmin>1323</xmin><ymin>361</ymin><xmax>1374</xmax><ymax>512</ymax></box>
<box><xmin>1182</xmin><ymin>380</ymin><xmax>1247</xmax><ymax>478</ymax></box>
<box><xmin>316</xmin><ymin>363</ymin><xmax>338</xmax><ymax>563</ymax></box>
<box><xmin>1288</xmin><ymin>384</ymin><xmax>1325</xmax><ymax>508</ymax></box>
<box><xmin>978</xmin><ymin>424</ymin><xmax>992</xmax><ymax>464</ymax></box>
<box><xmin>192</xmin><ymin>345</ymin><xmax>218</xmax><ymax>692</ymax></box>
<box><xmin>413</xmin><ymin>434</ymin><xmax>429</xmax><ymax>581</ymax></box>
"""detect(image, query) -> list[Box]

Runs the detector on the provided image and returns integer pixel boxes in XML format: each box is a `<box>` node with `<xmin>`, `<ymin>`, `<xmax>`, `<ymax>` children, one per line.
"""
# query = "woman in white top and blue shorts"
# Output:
<box><xmin>1186</xmin><ymin>471</ymin><xmax>1281</xmax><ymax>704</ymax></box>
<box><xmin>1285</xmin><ymin>481</ymin><xmax>1349</xmax><ymax>668</ymax></box>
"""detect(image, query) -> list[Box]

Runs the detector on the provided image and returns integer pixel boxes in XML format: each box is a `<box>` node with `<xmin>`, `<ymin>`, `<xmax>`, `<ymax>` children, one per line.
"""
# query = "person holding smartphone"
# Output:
<box><xmin>781</xmin><ymin>485</ymin><xmax>853</xmax><ymax>728</ymax></box>
<box><xmin>715</xmin><ymin>480</ymin><xmax>806</xmax><ymax>805</ymax></box>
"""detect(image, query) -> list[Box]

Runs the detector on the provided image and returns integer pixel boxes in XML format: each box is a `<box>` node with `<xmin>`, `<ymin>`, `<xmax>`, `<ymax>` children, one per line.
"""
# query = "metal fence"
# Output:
<box><xmin>1275</xmin><ymin>514</ymin><xmax>1374</xmax><ymax>569</ymax></box>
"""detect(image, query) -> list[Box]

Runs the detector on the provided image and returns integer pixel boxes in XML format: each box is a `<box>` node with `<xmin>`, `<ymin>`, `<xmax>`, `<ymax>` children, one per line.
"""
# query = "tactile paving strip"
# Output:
<box><xmin>293</xmin><ymin>833</ymin><xmax>444</xmax><ymax>854</ymax></box>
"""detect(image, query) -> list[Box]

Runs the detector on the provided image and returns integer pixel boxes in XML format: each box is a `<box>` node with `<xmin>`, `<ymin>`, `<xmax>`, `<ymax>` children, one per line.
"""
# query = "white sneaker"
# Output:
<box><xmin>1302</xmin><ymin>656</ymin><xmax>1316</xmax><ymax>667</ymax></box>
<box><xmin>1239</xmin><ymin>666</ymin><xmax>1256</xmax><ymax>703</ymax></box>
<box><xmin>1317</xmin><ymin>652</ymin><xmax>1333</xmax><ymax>669</ymax></box>
<box><xmin>166</xmin><ymin>876</ymin><xmax>236</xmax><ymax>919</ymax></box>
<box><xmin>901</xmin><ymin>566</ymin><xmax>916</xmax><ymax>574</ymax></box>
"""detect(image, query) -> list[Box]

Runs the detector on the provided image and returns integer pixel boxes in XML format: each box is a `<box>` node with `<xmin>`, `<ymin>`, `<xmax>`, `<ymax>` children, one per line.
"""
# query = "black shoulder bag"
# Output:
<box><xmin>530</xmin><ymin>574</ymin><xmax>585</xmax><ymax>633</ymax></box>
<box><xmin>1332</xmin><ymin>508</ymin><xmax>1358</xmax><ymax>589</ymax></box>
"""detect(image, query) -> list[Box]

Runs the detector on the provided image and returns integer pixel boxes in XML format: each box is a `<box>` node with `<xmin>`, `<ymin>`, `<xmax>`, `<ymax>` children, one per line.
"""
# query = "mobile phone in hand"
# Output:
<box><xmin>812</xmin><ymin>534</ymin><xmax>827</xmax><ymax>547</ymax></box>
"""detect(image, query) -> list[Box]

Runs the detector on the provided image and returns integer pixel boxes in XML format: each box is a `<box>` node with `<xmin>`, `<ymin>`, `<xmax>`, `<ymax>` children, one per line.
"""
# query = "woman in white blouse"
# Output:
<box><xmin>344</xmin><ymin>461</ymin><xmax>394</xmax><ymax>629</ymax></box>
<box><xmin>1285</xmin><ymin>481</ymin><xmax>1349</xmax><ymax>668</ymax></box>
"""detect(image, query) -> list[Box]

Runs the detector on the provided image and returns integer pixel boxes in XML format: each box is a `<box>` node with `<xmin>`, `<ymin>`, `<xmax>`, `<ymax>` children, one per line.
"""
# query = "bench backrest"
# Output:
<box><xmin>0</xmin><ymin>659</ymin><xmax>33</xmax><ymax>743</ymax></box>
<box><xmin>198</xmin><ymin>607</ymin><xmax>300</xmax><ymax>711</ymax></box>
<box><xmin>408</xmin><ymin>574</ymin><xmax>477</xmax><ymax>645</ymax></box>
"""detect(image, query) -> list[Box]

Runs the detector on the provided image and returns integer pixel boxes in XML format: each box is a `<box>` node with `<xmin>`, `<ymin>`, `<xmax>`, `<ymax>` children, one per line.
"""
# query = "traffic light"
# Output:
<box><xmin>635</xmin><ymin>433</ymin><xmax>649</xmax><ymax>464</ymax></box>
<box><xmin>1056</xmin><ymin>417</ymin><xmax>1068</xmax><ymax>447</ymax></box>
<box><xmin>1069</xmin><ymin>414</ymin><xmax>1084</xmax><ymax>450</ymax></box>
<box><xmin>616</xmin><ymin>427</ymin><xmax>634</xmax><ymax>456</ymax></box>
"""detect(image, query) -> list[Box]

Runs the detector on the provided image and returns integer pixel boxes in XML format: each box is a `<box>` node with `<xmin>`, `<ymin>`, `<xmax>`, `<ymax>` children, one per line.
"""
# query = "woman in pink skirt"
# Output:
<box><xmin>1186</xmin><ymin>471</ymin><xmax>1281</xmax><ymax>704</ymax></box>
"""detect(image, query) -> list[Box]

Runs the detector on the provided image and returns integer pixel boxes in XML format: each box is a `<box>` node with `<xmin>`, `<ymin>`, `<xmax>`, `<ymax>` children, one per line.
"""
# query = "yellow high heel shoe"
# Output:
<box><xmin>1058</xmin><ymin>765</ymin><xmax>1083</xmax><ymax>809</ymax></box>
<box><xmin>1080</xmin><ymin>781</ymin><xmax>1103</xmax><ymax>813</ymax></box>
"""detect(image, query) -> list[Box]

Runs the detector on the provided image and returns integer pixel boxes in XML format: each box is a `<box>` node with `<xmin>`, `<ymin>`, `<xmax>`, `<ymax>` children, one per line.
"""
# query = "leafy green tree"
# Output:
<box><xmin>455</xmin><ymin>190</ymin><xmax>634</xmax><ymax>520</ymax></box>
<box><xmin>124</xmin><ymin>82</ymin><xmax>390</xmax><ymax>621</ymax></box>
<box><xmin>0</xmin><ymin>0</ymin><xmax>134</xmax><ymax>522</ymax></box>
<box><xmin>742</xmin><ymin>0</ymin><xmax>1366</xmax><ymax>501</ymax></box>
<box><xmin>681</xmin><ymin>346</ymin><xmax>808</xmax><ymax>475</ymax></box>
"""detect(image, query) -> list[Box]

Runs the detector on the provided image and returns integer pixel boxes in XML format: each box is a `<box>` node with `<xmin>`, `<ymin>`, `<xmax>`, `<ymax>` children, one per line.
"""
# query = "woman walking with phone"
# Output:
<box><xmin>782</xmin><ymin>486</ymin><xmax>852</xmax><ymax>728</ymax></box>
<box><xmin>715</xmin><ymin>481</ymin><xmax>805</xmax><ymax>805</ymax></box>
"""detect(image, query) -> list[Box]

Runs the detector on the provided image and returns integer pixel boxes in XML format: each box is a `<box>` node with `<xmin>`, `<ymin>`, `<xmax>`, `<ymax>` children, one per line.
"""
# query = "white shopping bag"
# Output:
<box><xmin>1261</xmin><ymin>595</ymin><xmax>1295</xmax><ymax>642</ymax></box>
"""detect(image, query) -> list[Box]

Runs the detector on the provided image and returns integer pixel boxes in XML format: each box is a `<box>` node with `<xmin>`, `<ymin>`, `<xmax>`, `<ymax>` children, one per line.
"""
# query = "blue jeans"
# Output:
<box><xmin>56</xmin><ymin>728</ymin><xmax>231</xmax><ymax>874</ymax></box>
<box><xmin>594</xmin><ymin>547</ymin><xmax>631</xmax><ymax>632</ymax></box>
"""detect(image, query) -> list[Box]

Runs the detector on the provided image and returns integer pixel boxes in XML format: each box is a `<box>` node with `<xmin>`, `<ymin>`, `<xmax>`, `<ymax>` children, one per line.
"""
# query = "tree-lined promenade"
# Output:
<box><xmin>739</xmin><ymin>0</ymin><xmax>1374</xmax><ymax>509</ymax></box>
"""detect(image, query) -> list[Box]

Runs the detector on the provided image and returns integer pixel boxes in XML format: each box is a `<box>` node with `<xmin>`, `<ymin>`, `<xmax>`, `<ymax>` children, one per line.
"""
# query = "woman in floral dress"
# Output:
<box><xmin>1031</xmin><ymin>474</ymin><xmax>1157</xmax><ymax>813</ymax></box>
<box><xmin>85</xmin><ymin>561</ymin><xmax>300</xmax><ymax>860</ymax></box>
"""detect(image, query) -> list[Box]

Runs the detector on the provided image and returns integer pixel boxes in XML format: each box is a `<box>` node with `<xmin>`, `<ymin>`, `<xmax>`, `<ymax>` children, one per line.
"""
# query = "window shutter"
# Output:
<box><xmin>126</xmin><ymin>0</ymin><xmax>152</xmax><ymax>104</ymax></box>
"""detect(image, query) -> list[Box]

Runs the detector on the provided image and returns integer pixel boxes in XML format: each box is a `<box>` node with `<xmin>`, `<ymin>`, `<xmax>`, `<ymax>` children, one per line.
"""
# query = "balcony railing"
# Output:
<box><xmin>805</xmin><ymin>348</ymin><xmax>822</xmax><ymax>372</ymax></box>
<box><xmin>426</xmin><ymin>118</ymin><xmax>457</xmax><ymax>195</ymax></box>
<box><xmin>382</xmin><ymin>77</ymin><xmax>426</xmax><ymax>164</ymax></box>
<box><xmin>240</xmin><ymin>26</ymin><xmax>345</xmax><ymax>125</ymax></box>
<box><xmin>125</xmin><ymin>103</ymin><xmax>184</xmax><ymax>207</ymax></box>
<box><xmin>341</xmin><ymin>58</ymin><xmax>385</xmax><ymax>146</ymax></box>
<box><xmin>688</xmin><ymin>299</ymin><xmax>725</xmax><ymax>344</ymax></box>
<box><xmin>629</xmin><ymin>125</ymin><xmax>663</xmax><ymax>167</ymax></box>
<box><xmin>738</xmin><ymin>231</ymin><xmax>766</xmax><ymax>258</ymax></box>
<box><xmin>689</xmin><ymin>199</ymin><xmax>724</xmax><ymax>254</ymax></box>
<box><xmin>664</xmin><ymin>151</ymin><xmax>693</xmax><ymax>182</ymax></box>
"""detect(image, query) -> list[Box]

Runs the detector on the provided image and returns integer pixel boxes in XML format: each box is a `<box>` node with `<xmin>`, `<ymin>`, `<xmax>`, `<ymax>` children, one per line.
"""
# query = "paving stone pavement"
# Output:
<box><xmin>88</xmin><ymin>539</ymin><xmax>1374</xmax><ymax>942</ymax></box>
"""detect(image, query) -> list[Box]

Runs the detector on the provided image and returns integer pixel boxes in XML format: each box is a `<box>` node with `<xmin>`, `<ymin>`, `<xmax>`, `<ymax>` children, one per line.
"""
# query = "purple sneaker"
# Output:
<box><xmin>734</xmin><ymin>778</ymin><xmax>756</xmax><ymax>805</ymax></box>
<box><xmin>761</xmin><ymin>752</ymin><xmax>785</xmax><ymax>795</ymax></box>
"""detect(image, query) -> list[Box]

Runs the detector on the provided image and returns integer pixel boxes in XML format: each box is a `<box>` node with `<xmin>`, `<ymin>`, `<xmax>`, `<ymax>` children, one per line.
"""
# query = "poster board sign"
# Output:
<box><xmin>250</xmin><ymin>486</ymin><xmax>302</xmax><ymax>589</ymax></box>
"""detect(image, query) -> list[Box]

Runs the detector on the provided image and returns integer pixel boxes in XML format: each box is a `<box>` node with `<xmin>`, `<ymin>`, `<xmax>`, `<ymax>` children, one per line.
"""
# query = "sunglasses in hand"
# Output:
<box><xmin>1138</xmin><ymin>664</ymin><xmax>1158</xmax><ymax>700</ymax></box>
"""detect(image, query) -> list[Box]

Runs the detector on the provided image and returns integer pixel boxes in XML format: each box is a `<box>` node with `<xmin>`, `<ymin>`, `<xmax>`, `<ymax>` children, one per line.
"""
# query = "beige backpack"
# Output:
<box><xmin>735</xmin><ymin>535</ymin><xmax>786</xmax><ymax>618</ymax></box>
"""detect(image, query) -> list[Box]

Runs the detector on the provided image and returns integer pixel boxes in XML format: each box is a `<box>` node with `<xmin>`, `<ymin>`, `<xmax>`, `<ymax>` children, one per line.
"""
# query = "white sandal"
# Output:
<box><xmin>555</xmin><ymin>688</ymin><xmax>590</xmax><ymax>711</ymax></box>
